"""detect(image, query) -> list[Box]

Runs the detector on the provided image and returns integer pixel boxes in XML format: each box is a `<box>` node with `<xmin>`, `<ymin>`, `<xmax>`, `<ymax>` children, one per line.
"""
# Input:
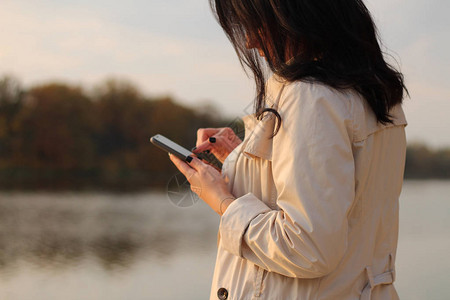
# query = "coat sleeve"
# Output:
<box><xmin>219</xmin><ymin>83</ymin><xmax>356</xmax><ymax>278</ymax></box>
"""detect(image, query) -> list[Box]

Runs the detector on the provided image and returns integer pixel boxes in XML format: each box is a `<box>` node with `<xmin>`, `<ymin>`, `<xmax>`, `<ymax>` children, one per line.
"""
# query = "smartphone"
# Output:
<box><xmin>150</xmin><ymin>134</ymin><xmax>193</xmax><ymax>163</ymax></box>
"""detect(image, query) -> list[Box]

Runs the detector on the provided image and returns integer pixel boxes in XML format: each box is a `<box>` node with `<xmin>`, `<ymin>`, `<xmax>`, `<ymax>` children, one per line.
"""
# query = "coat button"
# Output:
<box><xmin>217</xmin><ymin>287</ymin><xmax>228</xmax><ymax>300</ymax></box>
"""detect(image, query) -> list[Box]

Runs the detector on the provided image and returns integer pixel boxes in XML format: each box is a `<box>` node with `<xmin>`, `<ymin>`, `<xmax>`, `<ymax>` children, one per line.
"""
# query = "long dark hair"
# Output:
<box><xmin>209</xmin><ymin>0</ymin><xmax>408</xmax><ymax>134</ymax></box>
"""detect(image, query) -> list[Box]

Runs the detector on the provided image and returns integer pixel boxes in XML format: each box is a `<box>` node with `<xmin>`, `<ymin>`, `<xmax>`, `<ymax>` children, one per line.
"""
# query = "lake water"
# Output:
<box><xmin>0</xmin><ymin>180</ymin><xmax>448</xmax><ymax>300</ymax></box>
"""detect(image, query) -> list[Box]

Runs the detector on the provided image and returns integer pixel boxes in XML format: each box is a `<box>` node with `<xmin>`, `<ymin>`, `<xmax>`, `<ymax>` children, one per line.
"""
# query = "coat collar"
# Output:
<box><xmin>241</xmin><ymin>113</ymin><xmax>276</xmax><ymax>161</ymax></box>
<box><xmin>240</xmin><ymin>80</ymin><xmax>286</xmax><ymax>161</ymax></box>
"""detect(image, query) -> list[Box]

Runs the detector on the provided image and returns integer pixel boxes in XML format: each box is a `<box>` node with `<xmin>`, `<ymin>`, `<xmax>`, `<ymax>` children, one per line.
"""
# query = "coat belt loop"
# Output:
<box><xmin>360</xmin><ymin>264</ymin><xmax>395</xmax><ymax>300</ymax></box>
<box><xmin>253</xmin><ymin>267</ymin><xmax>265</xmax><ymax>298</ymax></box>
<box><xmin>389</xmin><ymin>253</ymin><xmax>396</xmax><ymax>282</ymax></box>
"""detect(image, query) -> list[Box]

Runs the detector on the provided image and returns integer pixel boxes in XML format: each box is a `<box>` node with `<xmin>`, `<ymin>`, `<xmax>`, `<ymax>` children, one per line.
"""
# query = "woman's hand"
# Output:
<box><xmin>169</xmin><ymin>154</ymin><xmax>235</xmax><ymax>216</ymax></box>
<box><xmin>193</xmin><ymin>127</ymin><xmax>242</xmax><ymax>163</ymax></box>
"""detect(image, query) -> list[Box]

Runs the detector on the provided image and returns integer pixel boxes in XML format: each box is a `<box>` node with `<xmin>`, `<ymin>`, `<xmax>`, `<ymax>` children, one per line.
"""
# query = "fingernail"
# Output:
<box><xmin>209</xmin><ymin>137</ymin><xmax>216</xmax><ymax>143</ymax></box>
<box><xmin>168</xmin><ymin>153</ymin><xmax>171</xmax><ymax>157</ymax></box>
<box><xmin>191</xmin><ymin>146</ymin><xmax>197</xmax><ymax>151</ymax></box>
<box><xmin>186</xmin><ymin>156</ymin><xmax>193</xmax><ymax>163</ymax></box>
<box><xmin>204</xmin><ymin>150</ymin><xmax>210</xmax><ymax>154</ymax></box>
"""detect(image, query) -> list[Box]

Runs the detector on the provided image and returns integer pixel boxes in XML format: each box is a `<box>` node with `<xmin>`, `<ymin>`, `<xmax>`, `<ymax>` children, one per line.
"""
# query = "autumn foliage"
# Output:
<box><xmin>0</xmin><ymin>76</ymin><xmax>228</xmax><ymax>191</ymax></box>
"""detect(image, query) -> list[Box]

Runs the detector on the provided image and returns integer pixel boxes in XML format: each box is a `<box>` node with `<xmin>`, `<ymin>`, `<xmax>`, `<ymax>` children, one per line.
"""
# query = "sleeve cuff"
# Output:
<box><xmin>219</xmin><ymin>193</ymin><xmax>271</xmax><ymax>257</ymax></box>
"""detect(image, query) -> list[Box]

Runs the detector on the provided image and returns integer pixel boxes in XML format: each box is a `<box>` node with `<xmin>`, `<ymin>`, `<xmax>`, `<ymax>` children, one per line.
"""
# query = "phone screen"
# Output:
<box><xmin>150</xmin><ymin>134</ymin><xmax>193</xmax><ymax>162</ymax></box>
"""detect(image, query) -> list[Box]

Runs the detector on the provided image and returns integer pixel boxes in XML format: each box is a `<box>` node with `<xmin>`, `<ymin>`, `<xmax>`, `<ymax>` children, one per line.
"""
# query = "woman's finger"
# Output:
<box><xmin>186</xmin><ymin>156</ymin><xmax>207</xmax><ymax>171</ymax></box>
<box><xmin>193</xmin><ymin>139</ymin><xmax>214</xmax><ymax>153</ymax></box>
<box><xmin>194</xmin><ymin>128</ymin><xmax>228</xmax><ymax>153</ymax></box>
<box><xmin>196</xmin><ymin>128</ymin><xmax>220</xmax><ymax>147</ymax></box>
<box><xmin>169</xmin><ymin>154</ymin><xmax>197</xmax><ymax>180</ymax></box>
<box><xmin>217</xmin><ymin>135</ymin><xmax>240</xmax><ymax>152</ymax></box>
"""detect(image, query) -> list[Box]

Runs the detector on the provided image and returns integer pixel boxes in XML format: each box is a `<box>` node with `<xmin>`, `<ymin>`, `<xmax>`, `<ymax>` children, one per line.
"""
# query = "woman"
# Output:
<box><xmin>169</xmin><ymin>0</ymin><xmax>408</xmax><ymax>299</ymax></box>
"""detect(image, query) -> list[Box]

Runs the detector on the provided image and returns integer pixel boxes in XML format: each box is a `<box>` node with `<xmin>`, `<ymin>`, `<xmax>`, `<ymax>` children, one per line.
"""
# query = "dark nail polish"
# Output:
<box><xmin>209</xmin><ymin>137</ymin><xmax>216</xmax><ymax>143</ymax></box>
<box><xmin>186</xmin><ymin>156</ymin><xmax>193</xmax><ymax>163</ymax></box>
<box><xmin>191</xmin><ymin>146</ymin><xmax>197</xmax><ymax>151</ymax></box>
<box><xmin>204</xmin><ymin>150</ymin><xmax>210</xmax><ymax>154</ymax></box>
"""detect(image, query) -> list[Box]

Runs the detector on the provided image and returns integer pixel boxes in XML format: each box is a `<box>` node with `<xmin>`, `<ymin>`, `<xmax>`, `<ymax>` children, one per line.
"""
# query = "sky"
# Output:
<box><xmin>1</xmin><ymin>0</ymin><xmax>449</xmax><ymax>147</ymax></box>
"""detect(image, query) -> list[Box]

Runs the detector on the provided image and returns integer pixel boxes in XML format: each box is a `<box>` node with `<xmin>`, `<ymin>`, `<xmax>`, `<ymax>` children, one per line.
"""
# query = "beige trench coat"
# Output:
<box><xmin>209</xmin><ymin>75</ymin><xmax>408</xmax><ymax>300</ymax></box>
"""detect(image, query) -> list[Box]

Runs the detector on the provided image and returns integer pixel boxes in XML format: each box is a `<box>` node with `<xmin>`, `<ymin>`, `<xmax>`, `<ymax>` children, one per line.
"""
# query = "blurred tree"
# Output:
<box><xmin>0</xmin><ymin>75</ymin><xmax>24</xmax><ymax>163</ymax></box>
<box><xmin>11</xmin><ymin>83</ymin><xmax>98</xmax><ymax>170</ymax></box>
<box><xmin>405</xmin><ymin>143</ymin><xmax>450</xmax><ymax>179</ymax></box>
<box><xmin>434</xmin><ymin>148</ymin><xmax>450</xmax><ymax>178</ymax></box>
<box><xmin>92</xmin><ymin>79</ymin><xmax>158</xmax><ymax>186</ymax></box>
